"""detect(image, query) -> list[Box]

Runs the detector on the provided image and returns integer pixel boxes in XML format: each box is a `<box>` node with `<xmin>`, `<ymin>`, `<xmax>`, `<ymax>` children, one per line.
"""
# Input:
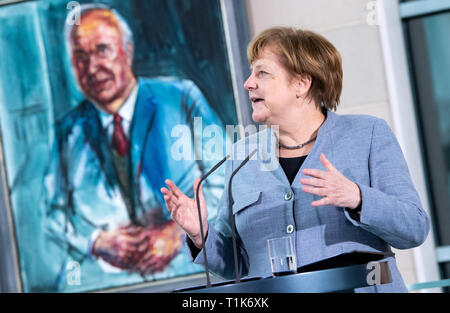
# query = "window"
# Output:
<box><xmin>401</xmin><ymin>1</ymin><xmax>450</xmax><ymax>285</ymax></box>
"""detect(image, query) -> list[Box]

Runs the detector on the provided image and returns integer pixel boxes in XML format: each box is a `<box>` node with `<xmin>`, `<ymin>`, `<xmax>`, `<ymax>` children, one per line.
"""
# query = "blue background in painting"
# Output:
<box><xmin>0</xmin><ymin>0</ymin><xmax>237</xmax><ymax>292</ymax></box>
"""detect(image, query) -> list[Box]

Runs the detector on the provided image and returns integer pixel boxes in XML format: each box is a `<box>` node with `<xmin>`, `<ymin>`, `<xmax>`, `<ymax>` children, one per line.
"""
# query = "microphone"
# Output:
<box><xmin>195</xmin><ymin>153</ymin><xmax>230</xmax><ymax>288</ymax></box>
<box><xmin>228</xmin><ymin>148</ymin><xmax>257</xmax><ymax>283</ymax></box>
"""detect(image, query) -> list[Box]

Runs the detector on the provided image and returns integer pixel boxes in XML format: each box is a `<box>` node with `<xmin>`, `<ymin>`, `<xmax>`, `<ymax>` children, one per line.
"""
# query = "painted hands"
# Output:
<box><xmin>91</xmin><ymin>226</ymin><xmax>147</xmax><ymax>270</ymax></box>
<box><xmin>301</xmin><ymin>153</ymin><xmax>362</xmax><ymax>210</ymax></box>
<box><xmin>91</xmin><ymin>221</ymin><xmax>182</xmax><ymax>276</ymax></box>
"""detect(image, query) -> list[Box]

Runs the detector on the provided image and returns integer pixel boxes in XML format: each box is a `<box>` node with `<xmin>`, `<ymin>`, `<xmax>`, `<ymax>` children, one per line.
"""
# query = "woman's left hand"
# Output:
<box><xmin>301</xmin><ymin>153</ymin><xmax>361</xmax><ymax>210</ymax></box>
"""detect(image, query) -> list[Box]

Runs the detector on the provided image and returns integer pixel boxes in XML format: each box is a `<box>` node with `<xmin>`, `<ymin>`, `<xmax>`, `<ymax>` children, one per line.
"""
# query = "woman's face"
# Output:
<box><xmin>244</xmin><ymin>48</ymin><xmax>299</xmax><ymax>125</ymax></box>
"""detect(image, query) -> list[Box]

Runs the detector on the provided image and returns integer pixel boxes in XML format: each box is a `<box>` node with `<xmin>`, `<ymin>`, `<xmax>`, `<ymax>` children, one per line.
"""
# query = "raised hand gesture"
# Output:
<box><xmin>160</xmin><ymin>178</ymin><xmax>208</xmax><ymax>249</ymax></box>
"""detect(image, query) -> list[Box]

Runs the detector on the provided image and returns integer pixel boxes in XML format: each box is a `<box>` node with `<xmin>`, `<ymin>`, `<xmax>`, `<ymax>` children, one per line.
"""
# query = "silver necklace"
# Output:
<box><xmin>278</xmin><ymin>136</ymin><xmax>317</xmax><ymax>150</ymax></box>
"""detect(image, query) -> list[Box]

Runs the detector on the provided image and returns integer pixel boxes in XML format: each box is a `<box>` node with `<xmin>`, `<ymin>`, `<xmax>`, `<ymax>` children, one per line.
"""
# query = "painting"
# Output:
<box><xmin>0</xmin><ymin>0</ymin><xmax>246</xmax><ymax>292</ymax></box>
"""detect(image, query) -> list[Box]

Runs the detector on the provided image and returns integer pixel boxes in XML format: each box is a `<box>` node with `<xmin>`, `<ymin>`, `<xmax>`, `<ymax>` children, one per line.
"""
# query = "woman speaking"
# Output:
<box><xmin>161</xmin><ymin>27</ymin><xmax>429</xmax><ymax>292</ymax></box>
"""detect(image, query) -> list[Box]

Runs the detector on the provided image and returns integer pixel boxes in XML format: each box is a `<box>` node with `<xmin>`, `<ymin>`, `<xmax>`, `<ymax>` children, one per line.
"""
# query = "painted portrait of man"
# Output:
<box><xmin>42</xmin><ymin>4</ymin><xmax>228</xmax><ymax>291</ymax></box>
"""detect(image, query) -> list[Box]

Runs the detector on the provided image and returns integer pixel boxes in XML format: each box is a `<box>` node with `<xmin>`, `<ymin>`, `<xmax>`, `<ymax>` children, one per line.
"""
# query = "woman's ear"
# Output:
<box><xmin>295</xmin><ymin>74</ymin><xmax>312</xmax><ymax>98</ymax></box>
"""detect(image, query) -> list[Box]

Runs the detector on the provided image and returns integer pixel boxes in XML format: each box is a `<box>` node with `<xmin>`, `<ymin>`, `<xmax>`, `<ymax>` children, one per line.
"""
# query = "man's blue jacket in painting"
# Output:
<box><xmin>44</xmin><ymin>77</ymin><xmax>226</xmax><ymax>291</ymax></box>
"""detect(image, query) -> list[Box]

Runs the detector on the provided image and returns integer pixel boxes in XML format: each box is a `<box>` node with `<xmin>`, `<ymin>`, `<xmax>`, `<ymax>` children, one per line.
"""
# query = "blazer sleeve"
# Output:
<box><xmin>185</xmin><ymin>158</ymin><xmax>250</xmax><ymax>280</ymax></box>
<box><xmin>344</xmin><ymin>118</ymin><xmax>430</xmax><ymax>249</ymax></box>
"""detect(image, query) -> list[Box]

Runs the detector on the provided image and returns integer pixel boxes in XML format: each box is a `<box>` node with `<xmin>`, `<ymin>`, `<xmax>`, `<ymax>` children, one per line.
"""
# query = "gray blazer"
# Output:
<box><xmin>188</xmin><ymin>110</ymin><xmax>430</xmax><ymax>292</ymax></box>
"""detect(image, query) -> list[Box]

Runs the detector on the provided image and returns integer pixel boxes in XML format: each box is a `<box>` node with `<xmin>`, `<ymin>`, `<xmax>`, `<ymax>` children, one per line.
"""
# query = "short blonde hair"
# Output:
<box><xmin>247</xmin><ymin>27</ymin><xmax>343</xmax><ymax>111</ymax></box>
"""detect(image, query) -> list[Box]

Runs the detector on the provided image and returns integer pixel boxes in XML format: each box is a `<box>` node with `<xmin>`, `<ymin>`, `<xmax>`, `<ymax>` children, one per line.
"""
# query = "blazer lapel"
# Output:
<box><xmin>258</xmin><ymin>126</ymin><xmax>288</xmax><ymax>184</ymax></box>
<box><xmin>291</xmin><ymin>110</ymin><xmax>337</xmax><ymax>189</ymax></box>
<box><xmin>129</xmin><ymin>79</ymin><xmax>157</xmax><ymax>186</ymax></box>
<box><xmin>80</xmin><ymin>101</ymin><xmax>120</xmax><ymax>193</ymax></box>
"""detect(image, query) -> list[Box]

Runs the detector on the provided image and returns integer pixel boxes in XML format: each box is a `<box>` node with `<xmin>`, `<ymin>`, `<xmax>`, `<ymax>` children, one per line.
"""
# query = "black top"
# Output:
<box><xmin>279</xmin><ymin>155</ymin><xmax>308</xmax><ymax>185</ymax></box>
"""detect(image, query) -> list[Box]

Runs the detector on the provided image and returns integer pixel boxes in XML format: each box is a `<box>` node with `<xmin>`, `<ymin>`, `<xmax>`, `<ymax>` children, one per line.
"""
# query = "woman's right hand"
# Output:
<box><xmin>160</xmin><ymin>178</ymin><xmax>208</xmax><ymax>249</ymax></box>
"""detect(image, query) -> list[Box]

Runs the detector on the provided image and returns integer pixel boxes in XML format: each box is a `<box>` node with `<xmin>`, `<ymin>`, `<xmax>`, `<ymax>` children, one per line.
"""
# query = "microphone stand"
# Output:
<box><xmin>195</xmin><ymin>154</ymin><xmax>230</xmax><ymax>288</ymax></box>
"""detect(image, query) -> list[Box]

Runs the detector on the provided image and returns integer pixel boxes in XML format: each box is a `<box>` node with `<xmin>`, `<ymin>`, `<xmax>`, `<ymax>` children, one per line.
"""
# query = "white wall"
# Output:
<box><xmin>245</xmin><ymin>0</ymin><xmax>420</xmax><ymax>286</ymax></box>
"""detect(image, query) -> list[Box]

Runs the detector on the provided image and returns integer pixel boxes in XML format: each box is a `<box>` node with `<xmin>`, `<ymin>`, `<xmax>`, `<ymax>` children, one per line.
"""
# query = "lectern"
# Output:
<box><xmin>175</xmin><ymin>261</ymin><xmax>391</xmax><ymax>293</ymax></box>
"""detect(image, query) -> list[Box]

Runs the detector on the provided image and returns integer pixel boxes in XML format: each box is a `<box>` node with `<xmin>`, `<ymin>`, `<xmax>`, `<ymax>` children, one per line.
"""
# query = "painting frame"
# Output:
<box><xmin>0</xmin><ymin>0</ymin><xmax>252</xmax><ymax>293</ymax></box>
